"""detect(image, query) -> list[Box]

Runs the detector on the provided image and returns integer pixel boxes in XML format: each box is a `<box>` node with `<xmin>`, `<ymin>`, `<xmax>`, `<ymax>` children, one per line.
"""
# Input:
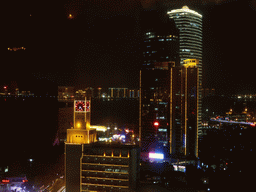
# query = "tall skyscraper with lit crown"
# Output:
<box><xmin>168</xmin><ymin>6</ymin><xmax>203</xmax><ymax>137</ymax></box>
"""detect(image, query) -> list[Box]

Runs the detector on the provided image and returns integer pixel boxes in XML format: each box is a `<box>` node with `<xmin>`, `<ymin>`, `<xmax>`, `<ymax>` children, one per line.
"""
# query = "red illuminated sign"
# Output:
<box><xmin>2</xmin><ymin>180</ymin><xmax>9</xmax><ymax>183</ymax></box>
<box><xmin>86</xmin><ymin>101</ymin><xmax>90</xmax><ymax>112</ymax></box>
<box><xmin>75</xmin><ymin>100</ymin><xmax>90</xmax><ymax>112</ymax></box>
<box><xmin>75</xmin><ymin>100</ymin><xmax>85</xmax><ymax>112</ymax></box>
<box><xmin>23</xmin><ymin>180</ymin><xmax>28</xmax><ymax>182</ymax></box>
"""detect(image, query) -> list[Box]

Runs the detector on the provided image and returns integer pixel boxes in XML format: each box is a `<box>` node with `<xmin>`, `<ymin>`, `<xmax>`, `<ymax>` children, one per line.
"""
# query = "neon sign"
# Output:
<box><xmin>149</xmin><ymin>153</ymin><xmax>164</xmax><ymax>159</ymax></box>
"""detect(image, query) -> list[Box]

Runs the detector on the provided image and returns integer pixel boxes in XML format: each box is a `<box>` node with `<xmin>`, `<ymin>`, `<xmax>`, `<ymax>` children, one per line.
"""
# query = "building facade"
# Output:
<box><xmin>139</xmin><ymin>12</ymin><xmax>180</xmax><ymax>157</ymax></box>
<box><xmin>168</xmin><ymin>59</ymin><xmax>200</xmax><ymax>158</ymax></box>
<box><xmin>168</xmin><ymin>5</ymin><xmax>203</xmax><ymax>137</ymax></box>
<box><xmin>167</xmin><ymin>6</ymin><xmax>202</xmax><ymax>67</ymax></box>
<box><xmin>140</xmin><ymin>58</ymin><xmax>200</xmax><ymax>158</ymax></box>
<box><xmin>65</xmin><ymin>98</ymin><xmax>140</xmax><ymax>192</ymax></box>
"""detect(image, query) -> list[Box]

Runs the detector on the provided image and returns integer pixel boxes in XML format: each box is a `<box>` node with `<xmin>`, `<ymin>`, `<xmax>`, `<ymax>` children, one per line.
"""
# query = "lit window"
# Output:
<box><xmin>159</xmin><ymin>39</ymin><xmax>164</xmax><ymax>41</ymax></box>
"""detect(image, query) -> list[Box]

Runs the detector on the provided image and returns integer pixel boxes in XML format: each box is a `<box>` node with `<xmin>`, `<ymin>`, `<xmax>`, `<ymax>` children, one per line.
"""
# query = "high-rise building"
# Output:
<box><xmin>167</xmin><ymin>6</ymin><xmax>202</xmax><ymax>67</ymax></box>
<box><xmin>168</xmin><ymin>5</ymin><xmax>203</xmax><ymax>137</ymax></box>
<box><xmin>170</xmin><ymin>59</ymin><xmax>200</xmax><ymax>158</ymax></box>
<box><xmin>139</xmin><ymin>11</ymin><xmax>180</xmax><ymax>157</ymax></box>
<box><xmin>139</xmin><ymin>12</ymin><xmax>200</xmax><ymax>157</ymax></box>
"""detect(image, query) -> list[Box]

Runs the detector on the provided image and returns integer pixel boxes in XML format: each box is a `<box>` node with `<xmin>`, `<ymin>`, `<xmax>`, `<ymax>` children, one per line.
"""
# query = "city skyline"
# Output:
<box><xmin>2</xmin><ymin>0</ymin><xmax>256</xmax><ymax>95</ymax></box>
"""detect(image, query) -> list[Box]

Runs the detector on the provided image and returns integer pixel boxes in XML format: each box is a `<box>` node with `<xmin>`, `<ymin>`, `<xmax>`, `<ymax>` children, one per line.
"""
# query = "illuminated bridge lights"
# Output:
<box><xmin>210</xmin><ymin>118</ymin><xmax>256</xmax><ymax>126</ymax></box>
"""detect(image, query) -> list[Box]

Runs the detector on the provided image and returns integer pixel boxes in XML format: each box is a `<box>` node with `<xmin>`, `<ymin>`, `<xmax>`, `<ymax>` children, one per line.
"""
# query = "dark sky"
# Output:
<box><xmin>2</xmin><ymin>0</ymin><xmax>256</xmax><ymax>95</ymax></box>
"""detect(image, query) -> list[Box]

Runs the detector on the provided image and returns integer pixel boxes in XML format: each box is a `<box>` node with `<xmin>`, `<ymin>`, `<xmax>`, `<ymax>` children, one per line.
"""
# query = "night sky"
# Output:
<box><xmin>2</xmin><ymin>0</ymin><xmax>256</xmax><ymax>95</ymax></box>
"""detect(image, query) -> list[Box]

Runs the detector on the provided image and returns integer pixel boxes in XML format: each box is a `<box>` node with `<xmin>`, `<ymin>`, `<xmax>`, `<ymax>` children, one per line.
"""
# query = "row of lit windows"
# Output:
<box><xmin>146</xmin><ymin>32</ymin><xmax>177</xmax><ymax>37</ymax></box>
<box><xmin>83</xmin><ymin>163</ymin><xmax>128</xmax><ymax>168</ymax></box>
<box><xmin>85</xmin><ymin>176</ymin><xmax>128</xmax><ymax>182</ymax></box>
<box><xmin>178</xmin><ymin>28</ymin><xmax>202</xmax><ymax>33</ymax></box>
<box><xmin>82</xmin><ymin>181</ymin><xmax>129</xmax><ymax>189</ymax></box>
<box><xmin>180</xmin><ymin>35</ymin><xmax>203</xmax><ymax>40</ymax></box>
<box><xmin>82</xmin><ymin>166</ymin><xmax>129</xmax><ymax>173</ymax></box>
<box><xmin>145</xmin><ymin>36</ymin><xmax>177</xmax><ymax>41</ymax></box>
<box><xmin>181</xmin><ymin>57</ymin><xmax>202</xmax><ymax>61</ymax></box>
<box><xmin>82</xmin><ymin>171</ymin><xmax>129</xmax><ymax>180</ymax></box>
<box><xmin>82</xmin><ymin>158</ymin><xmax>129</xmax><ymax>166</ymax></box>
<box><xmin>177</xmin><ymin>21</ymin><xmax>202</xmax><ymax>27</ymax></box>
<box><xmin>83</xmin><ymin>154</ymin><xmax>130</xmax><ymax>159</ymax></box>
<box><xmin>172</xmin><ymin>16</ymin><xmax>202</xmax><ymax>23</ymax></box>
<box><xmin>179</xmin><ymin>27</ymin><xmax>203</xmax><ymax>33</ymax></box>
<box><xmin>180</xmin><ymin>43</ymin><xmax>202</xmax><ymax>48</ymax></box>
<box><xmin>180</xmin><ymin>38</ymin><xmax>202</xmax><ymax>43</ymax></box>
<box><xmin>180</xmin><ymin>55</ymin><xmax>202</xmax><ymax>60</ymax></box>
<box><xmin>175</xmin><ymin>18</ymin><xmax>202</xmax><ymax>25</ymax></box>
<box><xmin>180</xmin><ymin>45</ymin><xmax>202</xmax><ymax>50</ymax></box>
<box><xmin>180</xmin><ymin>40</ymin><xmax>202</xmax><ymax>46</ymax></box>
<box><xmin>179</xmin><ymin>50</ymin><xmax>202</xmax><ymax>55</ymax></box>
<box><xmin>82</xmin><ymin>183</ymin><xmax>129</xmax><ymax>190</ymax></box>
<box><xmin>170</xmin><ymin>15</ymin><xmax>202</xmax><ymax>21</ymax></box>
<box><xmin>82</xmin><ymin>170</ymin><xmax>129</xmax><ymax>175</ymax></box>
<box><xmin>104</xmin><ymin>168</ymin><xmax>128</xmax><ymax>173</ymax></box>
<box><xmin>179</xmin><ymin>33</ymin><xmax>202</xmax><ymax>39</ymax></box>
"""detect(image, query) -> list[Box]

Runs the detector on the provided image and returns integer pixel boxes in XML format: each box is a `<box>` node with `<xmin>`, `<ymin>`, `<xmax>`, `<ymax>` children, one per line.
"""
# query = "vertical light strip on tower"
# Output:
<box><xmin>185</xmin><ymin>67</ymin><xmax>187</xmax><ymax>156</ymax></box>
<box><xmin>139</xmin><ymin>70</ymin><xmax>142</xmax><ymax>147</ymax></box>
<box><xmin>85</xmin><ymin>97</ymin><xmax>87</xmax><ymax>130</ymax></box>
<box><xmin>196</xmin><ymin>67</ymin><xmax>199</xmax><ymax>157</ymax></box>
<box><xmin>170</xmin><ymin>67</ymin><xmax>173</xmax><ymax>154</ymax></box>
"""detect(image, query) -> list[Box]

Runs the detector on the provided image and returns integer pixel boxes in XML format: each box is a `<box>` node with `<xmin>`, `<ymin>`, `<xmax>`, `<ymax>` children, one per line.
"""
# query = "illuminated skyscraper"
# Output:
<box><xmin>167</xmin><ymin>6</ymin><xmax>202</xmax><ymax>67</ymax></box>
<box><xmin>170</xmin><ymin>59</ymin><xmax>199</xmax><ymax>157</ymax></box>
<box><xmin>139</xmin><ymin>11</ymin><xmax>179</xmax><ymax>157</ymax></box>
<box><xmin>168</xmin><ymin>6</ymin><xmax>202</xmax><ymax>136</ymax></box>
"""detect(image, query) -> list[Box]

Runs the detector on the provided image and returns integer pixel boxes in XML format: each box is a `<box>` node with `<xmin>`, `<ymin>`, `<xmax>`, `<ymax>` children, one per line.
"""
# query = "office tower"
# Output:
<box><xmin>167</xmin><ymin>6</ymin><xmax>202</xmax><ymax>67</ymax></box>
<box><xmin>139</xmin><ymin>11</ymin><xmax>180</xmax><ymax>157</ymax></box>
<box><xmin>170</xmin><ymin>59</ymin><xmax>199</xmax><ymax>158</ymax></box>
<box><xmin>168</xmin><ymin>5</ymin><xmax>202</xmax><ymax>137</ymax></box>
<box><xmin>140</xmin><ymin>56</ymin><xmax>200</xmax><ymax>159</ymax></box>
